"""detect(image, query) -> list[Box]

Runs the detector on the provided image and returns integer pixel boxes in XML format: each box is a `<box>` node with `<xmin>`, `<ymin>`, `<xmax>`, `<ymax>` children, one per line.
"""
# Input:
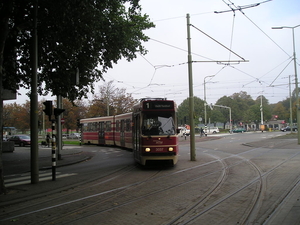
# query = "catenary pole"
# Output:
<box><xmin>186</xmin><ymin>14</ymin><xmax>195</xmax><ymax>161</ymax></box>
<box><xmin>272</xmin><ymin>25</ymin><xmax>300</xmax><ymax>143</ymax></box>
<box><xmin>57</xmin><ymin>95</ymin><xmax>62</xmax><ymax>160</ymax></box>
<box><xmin>30</xmin><ymin>0</ymin><xmax>39</xmax><ymax>184</ymax></box>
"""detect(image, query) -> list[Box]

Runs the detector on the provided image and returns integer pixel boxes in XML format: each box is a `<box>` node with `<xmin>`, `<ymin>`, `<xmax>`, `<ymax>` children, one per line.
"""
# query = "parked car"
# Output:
<box><xmin>8</xmin><ymin>135</ymin><xmax>31</xmax><ymax>146</ymax></box>
<box><xmin>68</xmin><ymin>133</ymin><xmax>81</xmax><ymax>139</ymax></box>
<box><xmin>280</xmin><ymin>126</ymin><xmax>297</xmax><ymax>132</ymax></box>
<box><xmin>205</xmin><ymin>127</ymin><xmax>220</xmax><ymax>134</ymax></box>
<box><xmin>232</xmin><ymin>128</ymin><xmax>246</xmax><ymax>133</ymax></box>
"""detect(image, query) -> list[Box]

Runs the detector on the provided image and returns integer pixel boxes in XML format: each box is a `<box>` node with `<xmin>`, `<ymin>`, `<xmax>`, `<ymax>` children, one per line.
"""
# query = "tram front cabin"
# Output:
<box><xmin>132</xmin><ymin>98</ymin><xmax>179</xmax><ymax>166</ymax></box>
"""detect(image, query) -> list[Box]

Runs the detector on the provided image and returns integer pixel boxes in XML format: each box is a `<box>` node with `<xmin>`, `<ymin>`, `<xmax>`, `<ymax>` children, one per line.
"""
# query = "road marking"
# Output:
<box><xmin>4</xmin><ymin>172</ymin><xmax>77</xmax><ymax>187</ymax></box>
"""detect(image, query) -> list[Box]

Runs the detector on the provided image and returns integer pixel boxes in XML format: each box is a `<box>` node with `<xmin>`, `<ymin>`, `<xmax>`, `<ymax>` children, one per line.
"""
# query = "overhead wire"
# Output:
<box><xmin>215</xmin><ymin>0</ymin><xmax>293</xmax><ymax>93</ymax></box>
<box><xmin>108</xmin><ymin>2</ymin><xmax>292</xmax><ymax>104</ymax></box>
<box><xmin>224</xmin><ymin>0</ymin><xmax>290</xmax><ymax>57</ymax></box>
<box><xmin>268</xmin><ymin>59</ymin><xmax>293</xmax><ymax>87</ymax></box>
<box><xmin>189</xmin><ymin>24</ymin><xmax>246</xmax><ymax>61</ymax></box>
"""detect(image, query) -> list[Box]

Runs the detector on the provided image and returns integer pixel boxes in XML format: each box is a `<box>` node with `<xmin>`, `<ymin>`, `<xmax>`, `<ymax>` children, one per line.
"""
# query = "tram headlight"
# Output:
<box><xmin>168</xmin><ymin>147</ymin><xmax>174</xmax><ymax>151</ymax></box>
<box><xmin>145</xmin><ymin>148</ymin><xmax>151</xmax><ymax>152</ymax></box>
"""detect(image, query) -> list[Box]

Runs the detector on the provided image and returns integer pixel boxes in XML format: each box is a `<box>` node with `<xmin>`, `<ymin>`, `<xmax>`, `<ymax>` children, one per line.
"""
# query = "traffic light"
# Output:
<box><xmin>54</xmin><ymin>108</ymin><xmax>65</xmax><ymax>118</ymax></box>
<box><xmin>77</xmin><ymin>119</ymin><xmax>82</xmax><ymax>128</ymax></box>
<box><xmin>43</xmin><ymin>101</ymin><xmax>53</xmax><ymax>117</ymax></box>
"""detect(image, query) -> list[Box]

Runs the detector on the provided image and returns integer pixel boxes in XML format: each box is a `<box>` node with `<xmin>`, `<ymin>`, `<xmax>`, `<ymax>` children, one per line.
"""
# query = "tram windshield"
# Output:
<box><xmin>142</xmin><ymin>113</ymin><xmax>175</xmax><ymax>136</ymax></box>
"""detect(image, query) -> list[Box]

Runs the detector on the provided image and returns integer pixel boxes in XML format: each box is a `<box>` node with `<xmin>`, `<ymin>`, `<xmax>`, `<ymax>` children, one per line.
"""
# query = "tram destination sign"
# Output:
<box><xmin>143</xmin><ymin>101</ymin><xmax>174</xmax><ymax>110</ymax></box>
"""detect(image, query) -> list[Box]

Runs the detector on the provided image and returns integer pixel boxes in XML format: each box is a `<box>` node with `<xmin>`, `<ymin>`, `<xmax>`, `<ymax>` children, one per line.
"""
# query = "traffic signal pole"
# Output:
<box><xmin>42</xmin><ymin>100</ymin><xmax>65</xmax><ymax>181</ymax></box>
<box><xmin>51</xmin><ymin>120</ymin><xmax>56</xmax><ymax>181</ymax></box>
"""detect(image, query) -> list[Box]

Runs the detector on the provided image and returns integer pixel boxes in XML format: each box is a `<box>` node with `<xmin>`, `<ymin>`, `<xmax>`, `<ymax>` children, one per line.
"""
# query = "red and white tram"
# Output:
<box><xmin>80</xmin><ymin>98</ymin><xmax>178</xmax><ymax>166</ymax></box>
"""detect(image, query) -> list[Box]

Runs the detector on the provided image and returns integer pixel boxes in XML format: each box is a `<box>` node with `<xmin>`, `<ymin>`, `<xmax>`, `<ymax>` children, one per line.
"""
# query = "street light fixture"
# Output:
<box><xmin>204</xmin><ymin>75</ymin><xmax>215</xmax><ymax>128</ymax></box>
<box><xmin>272</xmin><ymin>25</ymin><xmax>300</xmax><ymax>143</ymax></box>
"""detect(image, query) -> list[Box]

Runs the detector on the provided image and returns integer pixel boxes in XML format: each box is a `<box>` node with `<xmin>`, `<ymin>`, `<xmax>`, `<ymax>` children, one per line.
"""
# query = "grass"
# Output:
<box><xmin>275</xmin><ymin>132</ymin><xmax>298</xmax><ymax>139</ymax></box>
<box><xmin>63</xmin><ymin>140</ymin><xmax>81</xmax><ymax>145</ymax></box>
<box><xmin>39</xmin><ymin>139</ymin><xmax>81</xmax><ymax>145</ymax></box>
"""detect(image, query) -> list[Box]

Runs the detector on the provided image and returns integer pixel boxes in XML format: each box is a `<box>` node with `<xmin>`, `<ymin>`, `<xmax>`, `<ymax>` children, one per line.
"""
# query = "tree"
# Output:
<box><xmin>87</xmin><ymin>80</ymin><xmax>137</xmax><ymax>117</ymax></box>
<box><xmin>210</xmin><ymin>110</ymin><xmax>226</xmax><ymax>127</ymax></box>
<box><xmin>3</xmin><ymin>101</ymin><xmax>31</xmax><ymax>133</ymax></box>
<box><xmin>61</xmin><ymin>99</ymin><xmax>87</xmax><ymax>132</ymax></box>
<box><xmin>0</xmin><ymin>0</ymin><xmax>154</xmax><ymax>194</ymax></box>
<box><xmin>2</xmin><ymin>0</ymin><xmax>154</xmax><ymax>100</ymax></box>
<box><xmin>177</xmin><ymin>97</ymin><xmax>205</xmax><ymax>126</ymax></box>
<box><xmin>215</xmin><ymin>96</ymin><xmax>236</xmax><ymax>126</ymax></box>
<box><xmin>273</xmin><ymin>102</ymin><xmax>289</xmax><ymax>121</ymax></box>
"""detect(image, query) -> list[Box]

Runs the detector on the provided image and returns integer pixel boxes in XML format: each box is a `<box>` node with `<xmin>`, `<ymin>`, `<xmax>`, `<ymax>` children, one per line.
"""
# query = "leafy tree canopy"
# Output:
<box><xmin>177</xmin><ymin>97</ymin><xmax>205</xmax><ymax>126</ymax></box>
<box><xmin>2</xmin><ymin>0</ymin><xmax>154</xmax><ymax>101</ymax></box>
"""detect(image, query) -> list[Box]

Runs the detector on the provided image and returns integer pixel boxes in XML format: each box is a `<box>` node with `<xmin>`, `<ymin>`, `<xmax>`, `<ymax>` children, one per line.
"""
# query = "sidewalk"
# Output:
<box><xmin>2</xmin><ymin>145</ymin><xmax>92</xmax><ymax>176</ymax></box>
<box><xmin>1</xmin><ymin>145</ymin><xmax>93</xmax><ymax>206</ymax></box>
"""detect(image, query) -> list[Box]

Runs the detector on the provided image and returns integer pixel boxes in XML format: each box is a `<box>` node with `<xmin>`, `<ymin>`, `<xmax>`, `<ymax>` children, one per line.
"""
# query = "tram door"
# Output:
<box><xmin>98</xmin><ymin>122</ymin><xmax>105</xmax><ymax>145</ymax></box>
<box><xmin>133</xmin><ymin>114</ymin><xmax>141</xmax><ymax>162</ymax></box>
<box><xmin>120</xmin><ymin>120</ymin><xmax>125</xmax><ymax>147</ymax></box>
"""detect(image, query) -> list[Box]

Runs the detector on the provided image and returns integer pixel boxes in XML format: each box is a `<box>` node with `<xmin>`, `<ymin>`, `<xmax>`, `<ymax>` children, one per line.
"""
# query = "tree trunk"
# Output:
<box><xmin>0</xmin><ymin>0</ymin><xmax>13</xmax><ymax>195</ymax></box>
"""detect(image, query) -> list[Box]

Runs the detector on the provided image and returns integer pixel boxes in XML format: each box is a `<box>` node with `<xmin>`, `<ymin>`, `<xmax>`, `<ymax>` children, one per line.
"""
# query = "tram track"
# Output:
<box><xmin>0</xmin><ymin>147</ymin><xmax>280</xmax><ymax>224</ymax></box>
<box><xmin>0</xmin><ymin>157</ymin><xmax>224</xmax><ymax>224</ymax></box>
<box><xmin>167</xmin><ymin>147</ymin><xmax>300</xmax><ymax>225</ymax></box>
<box><xmin>0</xmin><ymin>165</ymin><xmax>136</xmax><ymax>216</ymax></box>
<box><xmin>2</xmin><ymin>141</ymin><xmax>300</xmax><ymax>224</ymax></box>
<box><xmin>50</xmin><ymin>160</ymin><xmax>225</xmax><ymax>225</ymax></box>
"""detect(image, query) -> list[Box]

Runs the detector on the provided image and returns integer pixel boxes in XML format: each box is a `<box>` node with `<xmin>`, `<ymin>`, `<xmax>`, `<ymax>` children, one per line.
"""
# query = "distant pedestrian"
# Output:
<box><xmin>46</xmin><ymin>133</ymin><xmax>51</xmax><ymax>147</ymax></box>
<box><xmin>200</xmin><ymin>127</ymin><xmax>205</xmax><ymax>137</ymax></box>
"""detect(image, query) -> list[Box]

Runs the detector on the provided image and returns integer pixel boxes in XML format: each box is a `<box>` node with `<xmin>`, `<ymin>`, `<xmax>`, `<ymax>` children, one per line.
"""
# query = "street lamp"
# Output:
<box><xmin>272</xmin><ymin>25</ymin><xmax>300</xmax><ymax>143</ymax></box>
<box><xmin>204</xmin><ymin>75</ymin><xmax>215</xmax><ymax>127</ymax></box>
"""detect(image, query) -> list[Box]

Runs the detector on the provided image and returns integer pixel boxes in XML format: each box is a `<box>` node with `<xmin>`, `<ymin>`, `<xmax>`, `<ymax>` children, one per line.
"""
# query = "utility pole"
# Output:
<box><xmin>30</xmin><ymin>0</ymin><xmax>39</xmax><ymax>184</ymax></box>
<box><xmin>186</xmin><ymin>14</ymin><xmax>195</xmax><ymax>161</ymax></box>
<box><xmin>260</xmin><ymin>94</ymin><xmax>264</xmax><ymax>131</ymax></box>
<box><xmin>289</xmin><ymin>75</ymin><xmax>293</xmax><ymax>132</ymax></box>
<box><xmin>57</xmin><ymin>95</ymin><xmax>62</xmax><ymax>160</ymax></box>
<box><xmin>272</xmin><ymin>25</ymin><xmax>300</xmax><ymax>143</ymax></box>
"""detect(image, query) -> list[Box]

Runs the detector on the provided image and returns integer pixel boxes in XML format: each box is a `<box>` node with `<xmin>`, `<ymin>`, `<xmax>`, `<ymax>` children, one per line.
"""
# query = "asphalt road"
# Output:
<box><xmin>1</xmin><ymin>131</ymin><xmax>300</xmax><ymax>224</ymax></box>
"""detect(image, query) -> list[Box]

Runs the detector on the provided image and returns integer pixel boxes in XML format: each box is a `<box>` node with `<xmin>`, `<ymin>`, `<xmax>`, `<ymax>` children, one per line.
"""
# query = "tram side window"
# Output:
<box><xmin>116</xmin><ymin>120</ymin><xmax>120</xmax><ymax>132</ymax></box>
<box><xmin>126</xmin><ymin>119</ymin><xmax>131</xmax><ymax>131</ymax></box>
<box><xmin>88</xmin><ymin>123</ymin><xmax>92</xmax><ymax>132</ymax></box>
<box><xmin>91</xmin><ymin>122</ymin><xmax>96</xmax><ymax>131</ymax></box>
<box><xmin>83</xmin><ymin>123</ymin><xmax>88</xmax><ymax>132</ymax></box>
<box><xmin>106</xmin><ymin>121</ymin><xmax>111</xmax><ymax>131</ymax></box>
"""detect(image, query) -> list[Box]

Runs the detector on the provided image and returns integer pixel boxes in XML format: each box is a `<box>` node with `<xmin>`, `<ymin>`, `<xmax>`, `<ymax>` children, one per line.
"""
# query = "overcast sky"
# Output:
<box><xmin>6</xmin><ymin>0</ymin><xmax>300</xmax><ymax>106</ymax></box>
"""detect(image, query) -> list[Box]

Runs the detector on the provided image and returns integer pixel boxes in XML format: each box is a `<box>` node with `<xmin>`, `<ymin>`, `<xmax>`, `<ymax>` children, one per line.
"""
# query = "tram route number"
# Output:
<box><xmin>144</xmin><ymin>101</ymin><xmax>174</xmax><ymax>109</ymax></box>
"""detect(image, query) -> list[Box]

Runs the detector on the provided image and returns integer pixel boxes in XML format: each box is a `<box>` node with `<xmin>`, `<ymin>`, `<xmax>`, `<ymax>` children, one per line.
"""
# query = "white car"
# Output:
<box><xmin>68</xmin><ymin>133</ymin><xmax>81</xmax><ymax>139</ymax></box>
<box><xmin>204</xmin><ymin>127</ymin><xmax>219</xmax><ymax>134</ymax></box>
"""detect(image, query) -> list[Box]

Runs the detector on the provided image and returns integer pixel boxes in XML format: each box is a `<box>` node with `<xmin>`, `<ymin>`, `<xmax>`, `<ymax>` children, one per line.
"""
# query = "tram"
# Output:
<box><xmin>80</xmin><ymin>98</ymin><xmax>179</xmax><ymax>166</ymax></box>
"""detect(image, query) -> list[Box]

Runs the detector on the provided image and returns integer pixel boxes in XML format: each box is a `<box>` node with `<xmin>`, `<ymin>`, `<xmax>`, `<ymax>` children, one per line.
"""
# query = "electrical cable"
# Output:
<box><xmin>221</xmin><ymin>0</ymin><xmax>290</xmax><ymax>57</ymax></box>
<box><xmin>268</xmin><ymin>59</ymin><xmax>293</xmax><ymax>87</ymax></box>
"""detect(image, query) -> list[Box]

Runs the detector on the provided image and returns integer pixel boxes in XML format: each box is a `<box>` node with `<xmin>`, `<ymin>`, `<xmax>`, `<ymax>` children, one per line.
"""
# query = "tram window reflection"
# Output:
<box><xmin>142</xmin><ymin>113</ymin><xmax>175</xmax><ymax>135</ymax></box>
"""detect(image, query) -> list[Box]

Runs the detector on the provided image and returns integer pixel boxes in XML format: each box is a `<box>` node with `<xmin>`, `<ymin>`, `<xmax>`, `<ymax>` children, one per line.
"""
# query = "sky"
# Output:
<box><xmin>5</xmin><ymin>0</ymin><xmax>300</xmax><ymax>106</ymax></box>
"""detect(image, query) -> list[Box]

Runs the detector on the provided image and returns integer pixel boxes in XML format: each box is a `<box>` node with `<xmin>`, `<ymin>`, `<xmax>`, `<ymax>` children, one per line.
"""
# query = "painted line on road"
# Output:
<box><xmin>4</xmin><ymin>172</ymin><xmax>77</xmax><ymax>187</ymax></box>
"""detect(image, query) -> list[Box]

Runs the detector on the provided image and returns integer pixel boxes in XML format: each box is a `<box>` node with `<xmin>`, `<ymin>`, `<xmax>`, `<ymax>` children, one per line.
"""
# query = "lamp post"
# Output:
<box><xmin>289</xmin><ymin>75</ymin><xmax>293</xmax><ymax>132</ymax></box>
<box><xmin>260</xmin><ymin>94</ymin><xmax>264</xmax><ymax>132</ymax></box>
<box><xmin>204</xmin><ymin>75</ymin><xmax>215</xmax><ymax>128</ymax></box>
<box><xmin>272</xmin><ymin>25</ymin><xmax>300</xmax><ymax>143</ymax></box>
